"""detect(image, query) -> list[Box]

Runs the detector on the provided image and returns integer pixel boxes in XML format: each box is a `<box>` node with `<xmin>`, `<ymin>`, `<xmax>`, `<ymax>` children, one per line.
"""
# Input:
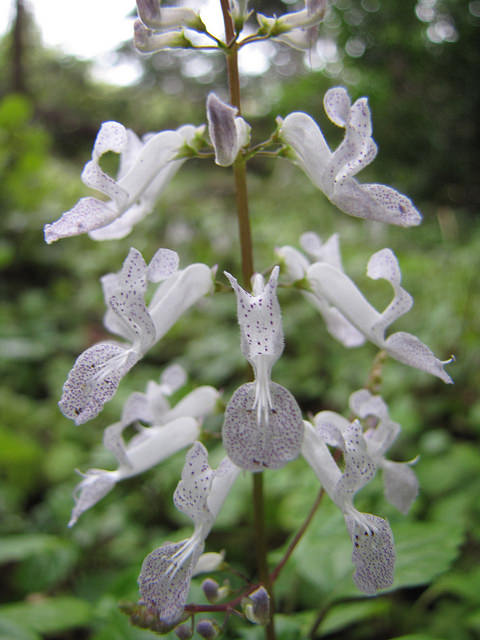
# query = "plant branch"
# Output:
<box><xmin>270</xmin><ymin>488</ymin><xmax>325</xmax><ymax>583</ymax></box>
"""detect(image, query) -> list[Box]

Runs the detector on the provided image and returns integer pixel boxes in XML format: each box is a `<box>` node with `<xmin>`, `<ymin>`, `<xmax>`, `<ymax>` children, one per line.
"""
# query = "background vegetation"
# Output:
<box><xmin>0</xmin><ymin>0</ymin><xmax>479</xmax><ymax>638</ymax></box>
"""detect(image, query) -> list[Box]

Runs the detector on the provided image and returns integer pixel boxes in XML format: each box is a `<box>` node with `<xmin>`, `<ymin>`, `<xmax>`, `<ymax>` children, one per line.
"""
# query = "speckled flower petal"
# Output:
<box><xmin>344</xmin><ymin>513</ymin><xmax>395</xmax><ymax>594</ymax></box>
<box><xmin>384</xmin><ymin>331</ymin><xmax>453</xmax><ymax>384</ymax></box>
<box><xmin>222</xmin><ymin>382</ymin><xmax>304</xmax><ymax>471</ymax></box>
<box><xmin>138</xmin><ymin>538</ymin><xmax>204</xmax><ymax>625</ymax></box>
<box><xmin>367</xmin><ymin>249</ymin><xmax>413</xmax><ymax>342</ymax></box>
<box><xmin>323</xmin><ymin>87</ymin><xmax>351</xmax><ymax>128</ymax></box>
<box><xmin>313</xmin><ymin>410</ymin><xmax>349</xmax><ymax>447</ymax></box>
<box><xmin>325</xmin><ymin>100</ymin><xmax>377</xmax><ymax>189</ymax></box>
<box><xmin>68</xmin><ymin>470</ymin><xmax>117</xmax><ymax>527</ymax></box>
<box><xmin>59</xmin><ymin>342</ymin><xmax>139</xmax><ymax>425</ymax></box>
<box><xmin>44</xmin><ymin>197</ymin><xmax>117</xmax><ymax>244</ymax></box>
<box><xmin>225</xmin><ymin>266</ymin><xmax>284</xmax><ymax>371</ymax></box>
<box><xmin>148</xmin><ymin>248</ymin><xmax>180</xmax><ymax>283</ymax></box>
<box><xmin>108</xmin><ymin>294</ymin><xmax>155</xmax><ymax>353</ymax></box>
<box><xmin>174</xmin><ymin>442</ymin><xmax>214</xmax><ymax>525</ymax></box>
<box><xmin>92</xmin><ymin>120</ymin><xmax>128</xmax><ymax>158</ymax></box>
<box><xmin>332</xmin><ymin>178</ymin><xmax>422</xmax><ymax>227</ymax></box>
<box><xmin>335</xmin><ymin>420</ymin><xmax>376</xmax><ymax>506</ymax></box>
<box><xmin>81</xmin><ymin>159</ymin><xmax>128</xmax><ymax>204</ymax></box>
<box><xmin>349</xmin><ymin>389</ymin><xmax>400</xmax><ymax>456</ymax></box>
<box><xmin>102</xmin><ymin>248</ymin><xmax>156</xmax><ymax>352</ymax></box>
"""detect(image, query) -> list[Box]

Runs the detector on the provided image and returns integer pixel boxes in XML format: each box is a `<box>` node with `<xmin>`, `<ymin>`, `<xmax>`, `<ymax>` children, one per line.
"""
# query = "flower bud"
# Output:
<box><xmin>201</xmin><ymin>578</ymin><xmax>220</xmax><ymax>603</ymax></box>
<box><xmin>242</xmin><ymin>586</ymin><xmax>270</xmax><ymax>625</ymax></box>
<box><xmin>206</xmin><ymin>93</ymin><xmax>250</xmax><ymax>167</ymax></box>
<box><xmin>196</xmin><ymin>619</ymin><xmax>220</xmax><ymax>639</ymax></box>
<box><xmin>134</xmin><ymin>20</ymin><xmax>192</xmax><ymax>53</ymax></box>
<box><xmin>175</xmin><ymin>623</ymin><xmax>193</xmax><ymax>639</ymax></box>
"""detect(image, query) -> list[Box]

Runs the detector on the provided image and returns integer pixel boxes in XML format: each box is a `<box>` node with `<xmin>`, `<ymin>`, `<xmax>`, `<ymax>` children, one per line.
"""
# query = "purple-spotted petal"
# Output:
<box><xmin>174</xmin><ymin>442</ymin><xmax>214</xmax><ymax>525</ymax></box>
<box><xmin>138</xmin><ymin>538</ymin><xmax>204</xmax><ymax>625</ymax></box>
<box><xmin>323</xmin><ymin>87</ymin><xmax>351</xmax><ymax>128</ymax></box>
<box><xmin>335</xmin><ymin>420</ymin><xmax>376</xmax><ymax>505</ymax></box>
<box><xmin>92</xmin><ymin>120</ymin><xmax>128</xmax><ymax>158</ymax></box>
<box><xmin>148</xmin><ymin>248</ymin><xmax>179</xmax><ymax>283</ymax></box>
<box><xmin>345</xmin><ymin>513</ymin><xmax>395</xmax><ymax>594</ymax></box>
<box><xmin>59</xmin><ymin>342</ymin><xmax>139</xmax><ymax>424</ymax></box>
<box><xmin>222</xmin><ymin>382</ymin><xmax>304</xmax><ymax>471</ymax></box>
<box><xmin>332</xmin><ymin>179</ymin><xmax>422</xmax><ymax>227</ymax></box>
<box><xmin>313</xmin><ymin>410</ymin><xmax>349</xmax><ymax>447</ymax></box>
<box><xmin>225</xmin><ymin>267</ymin><xmax>284</xmax><ymax>370</ymax></box>
<box><xmin>44</xmin><ymin>197</ymin><xmax>117</xmax><ymax>244</ymax></box>
<box><xmin>367</xmin><ymin>249</ymin><xmax>413</xmax><ymax>342</ymax></box>
<box><xmin>81</xmin><ymin>160</ymin><xmax>128</xmax><ymax>204</ymax></box>
<box><xmin>384</xmin><ymin>332</ymin><xmax>453</xmax><ymax>383</ymax></box>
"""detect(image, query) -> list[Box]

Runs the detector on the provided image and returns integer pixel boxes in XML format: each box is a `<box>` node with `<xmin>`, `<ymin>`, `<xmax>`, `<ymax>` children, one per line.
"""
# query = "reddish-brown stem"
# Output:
<box><xmin>270</xmin><ymin>488</ymin><xmax>325</xmax><ymax>583</ymax></box>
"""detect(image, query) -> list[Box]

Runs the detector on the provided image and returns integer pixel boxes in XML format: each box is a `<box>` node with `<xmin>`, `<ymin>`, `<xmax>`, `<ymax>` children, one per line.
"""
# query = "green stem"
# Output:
<box><xmin>233</xmin><ymin>157</ymin><xmax>254</xmax><ymax>285</ymax></box>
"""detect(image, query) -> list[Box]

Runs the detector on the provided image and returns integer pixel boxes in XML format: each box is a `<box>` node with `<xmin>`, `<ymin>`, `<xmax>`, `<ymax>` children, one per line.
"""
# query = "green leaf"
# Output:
<box><xmin>392</xmin><ymin>520</ymin><xmax>464</xmax><ymax>589</ymax></box>
<box><xmin>0</xmin><ymin>534</ymin><xmax>67</xmax><ymax>564</ymax></box>
<box><xmin>0</xmin><ymin>618</ymin><xmax>40</xmax><ymax>640</ymax></box>
<box><xmin>318</xmin><ymin>599</ymin><xmax>391</xmax><ymax>636</ymax></box>
<box><xmin>389</xmin><ymin>636</ymin><xmax>445</xmax><ymax>640</ymax></box>
<box><xmin>427</xmin><ymin>566</ymin><xmax>480</xmax><ymax>603</ymax></box>
<box><xmin>0</xmin><ymin>597</ymin><xmax>92</xmax><ymax>634</ymax></box>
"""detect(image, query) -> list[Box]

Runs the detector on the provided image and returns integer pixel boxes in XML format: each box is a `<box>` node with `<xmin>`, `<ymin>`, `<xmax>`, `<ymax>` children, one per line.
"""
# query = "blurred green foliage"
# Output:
<box><xmin>0</xmin><ymin>0</ymin><xmax>479</xmax><ymax>638</ymax></box>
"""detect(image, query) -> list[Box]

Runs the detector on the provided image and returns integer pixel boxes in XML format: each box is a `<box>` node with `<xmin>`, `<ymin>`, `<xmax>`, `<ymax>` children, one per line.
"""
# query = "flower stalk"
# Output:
<box><xmin>219</xmin><ymin>2</ymin><xmax>274</xmax><ymax>637</ymax></box>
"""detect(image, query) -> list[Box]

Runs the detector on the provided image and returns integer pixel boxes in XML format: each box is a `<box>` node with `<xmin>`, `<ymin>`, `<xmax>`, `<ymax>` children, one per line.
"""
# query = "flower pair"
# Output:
<box><xmin>59</xmin><ymin>247</ymin><xmax>213</xmax><ymax>424</ymax></box>
<box><xmin>277</xmin><ymin>232</ymin><xmax>453</xmax><ymax>383</ymax></box>
<box><xmin>69</xmin><ymin>364</ymin><xmax>219</xmax><ymax>526</ymax></box>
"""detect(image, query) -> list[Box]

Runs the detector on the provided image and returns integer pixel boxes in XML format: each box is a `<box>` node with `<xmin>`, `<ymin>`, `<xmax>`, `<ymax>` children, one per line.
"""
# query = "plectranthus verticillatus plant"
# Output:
<box><xmin>44</xmin><ymin>0</ymin><xmax>454</xmax><ymax>637</ymax></box>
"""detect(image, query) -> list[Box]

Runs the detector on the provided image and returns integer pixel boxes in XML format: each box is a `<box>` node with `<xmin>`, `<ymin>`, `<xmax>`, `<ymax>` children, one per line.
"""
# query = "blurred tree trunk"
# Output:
<box><xmin>12</xmin><ymin>0</ymin><xmax>27</xmax><ymax>93</ymax></box>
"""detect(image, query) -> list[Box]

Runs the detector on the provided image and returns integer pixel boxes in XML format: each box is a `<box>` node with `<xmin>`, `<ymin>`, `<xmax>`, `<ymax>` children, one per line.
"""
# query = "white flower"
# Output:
<box><xmin>276</xmin><ymin>231</ymin><xmax>366</xmax><ymax>347</ymax></box>
<box><xmin>44</xmin><ymin>121</ymin><xmax>204</xmax><ymax>243</ymax></box>
<box><xmin>302</xmin><ymin>419</ymin><xmax>395</xmax><ymax>594</ymax></box>
<box><xmin>278</xmin><ymin>87</ymin><xmax>422</xmax><ymax>227</ymax></box>
<box><xmin>134</xmin><ymin>19</ymin><xmax>193</xmax><ymax>53</ymax></box>
<box><xmin>307</xmin><ymin>247</ymin><xmax>454</xmax><ymax>382</ymax></box>
<box><xmin>68</xmin><ymin>365</ymin><xmax>220</xmax><ymax>526</ymax></box>
<box><xmin>138</xmin><ymin>443</ymin><xmax>239</xmax><ymax>625</ymax></box>
<box><xmin>222</xmin><ymin>268</ymin><xmax>304</xmax><ymax>471</ymax></box>
<box><xmin>59</xmin><ymin>248</ymin><xmax>213</xmax><ymax>424</ymax></box>
<box><xmin>133</xmin><ymin>0</ymin><xmax>206</xmax><ymax>54</ymax></box>
<box><xmin>136</xmin><ymin>0</ymin><xmax>205</xmax><ymax>31</ymax></box>
<box><xmin>69</xmin><ymin>417</ymin><xmax>199</xmax><ymax>527</ymax></box>
<box><xmin>206</xmin><ymin>93</ymin><xmax>251</xmax><ymax>167</ymax></box>
<box><xmin>349</xmin><ymin>389</ymin><xmax>419</xmax><ymax>514</ymax></box>
<box><xmin>257</xmin><ymin>0</ymin><xmax>327</xmax><ymax>49</ymax></box>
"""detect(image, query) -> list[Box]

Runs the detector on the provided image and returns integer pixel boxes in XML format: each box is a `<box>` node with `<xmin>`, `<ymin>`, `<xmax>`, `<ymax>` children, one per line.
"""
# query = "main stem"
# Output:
<box><xmin>219</xmin><ymin>2</ymin><xmax>274</xmax><ymax>638</ymax></box>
